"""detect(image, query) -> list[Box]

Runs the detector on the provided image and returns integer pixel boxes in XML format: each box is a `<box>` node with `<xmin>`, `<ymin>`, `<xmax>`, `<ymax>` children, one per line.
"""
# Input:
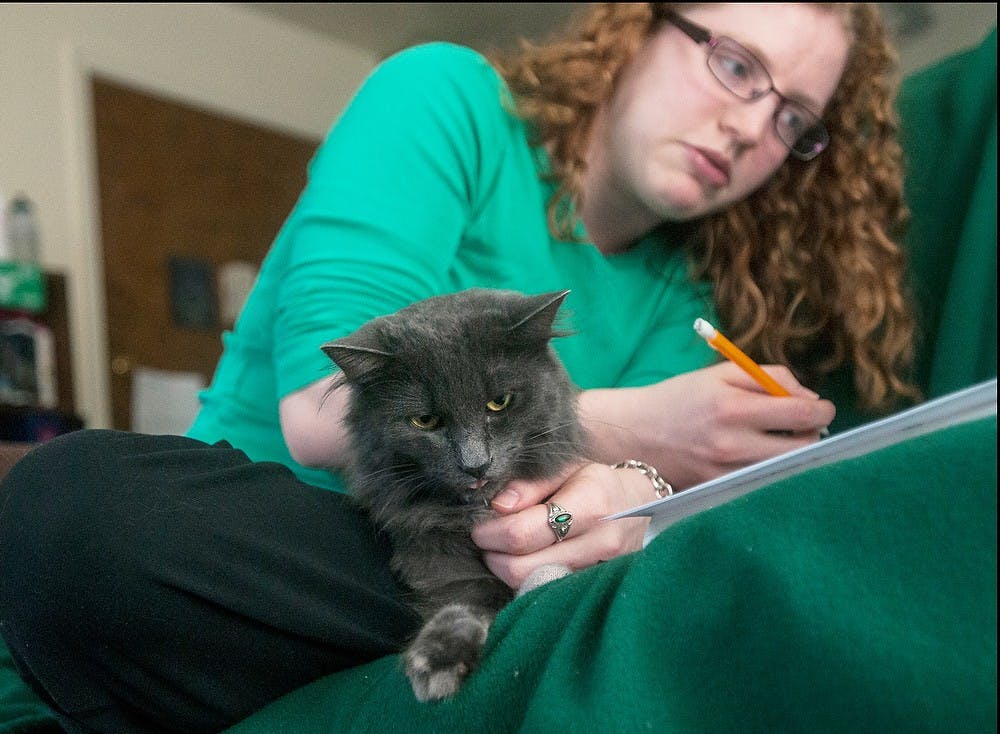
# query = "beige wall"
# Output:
<box><xmin>0</xmin><ymin>2</ymin><xmax>377</xmax><ymax>428</ymax></box>
<box><xmin>894</xmin><ymin>3</ymin><xmax>997</xmax><ymax>77</ymax></box>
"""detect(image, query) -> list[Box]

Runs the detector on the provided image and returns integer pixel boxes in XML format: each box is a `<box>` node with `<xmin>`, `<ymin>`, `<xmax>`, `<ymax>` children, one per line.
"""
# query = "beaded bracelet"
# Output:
<box><xmin>612</xmin><ymin>459</ymin><xmax>674</xmax><ymax>498</ymax></box>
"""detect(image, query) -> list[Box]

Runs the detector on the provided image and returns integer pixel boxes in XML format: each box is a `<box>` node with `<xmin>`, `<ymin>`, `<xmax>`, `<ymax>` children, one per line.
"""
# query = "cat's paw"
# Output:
<box><xmin>404</xmin><ymin>603</ymin><xmax>491</xmax><ymax>702</ymax></box>
<box><xmin>517</xmin><ymin>563</ymin><xmax>572</xmax><ymax>597</ymax></box>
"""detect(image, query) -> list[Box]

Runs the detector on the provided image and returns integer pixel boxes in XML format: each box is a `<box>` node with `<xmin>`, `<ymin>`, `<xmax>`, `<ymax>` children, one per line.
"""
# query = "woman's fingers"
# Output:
<box><xmin>473</xmin><ymin>462</ymin><xmax>654</xmax><ymax>589</ymax></box>
<box><xmin>488</xmin><ymin>460</ymin><xmax>584</xmax><ymax>514</ymax></box>
<box><xmin>481</xmin><ymin>514</ymin><xmax>648</xmax><ymax>590</ymax></box>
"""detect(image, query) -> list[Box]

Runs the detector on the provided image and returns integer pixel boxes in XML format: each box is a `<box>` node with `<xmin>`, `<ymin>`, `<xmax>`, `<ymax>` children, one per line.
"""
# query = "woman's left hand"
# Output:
<box><xmin>471</xmin><ymin>462</ymin><xmax>654</xmax><ymax>590</ymax></box>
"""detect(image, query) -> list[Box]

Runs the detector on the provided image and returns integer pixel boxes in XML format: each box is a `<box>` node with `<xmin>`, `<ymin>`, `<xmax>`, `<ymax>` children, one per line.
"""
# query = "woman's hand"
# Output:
<box><xmin>579</xmin><ymin>362</ymin><xmax>836</xmax><ymax>488</ymax></box>
<box><xmin>471</xmin><ymin>462</ymin><xmax>654</xmax><ymax>590</ymax></box>
<box><xmin>472</xmin><ymin>362</ymin><xmax>836</xmax><ymax>589</ymax></box>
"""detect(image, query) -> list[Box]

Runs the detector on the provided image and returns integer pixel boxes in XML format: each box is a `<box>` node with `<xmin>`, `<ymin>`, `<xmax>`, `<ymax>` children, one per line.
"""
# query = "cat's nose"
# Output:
<box><xmin>458</xmin><ymin>434</ymin><xmax>491</xmax><ymax>479</ymax></box>
<box><xmin>461</xmin><ymin>459</ymin><xmax>492</xmax><ymax>479</ymax></box>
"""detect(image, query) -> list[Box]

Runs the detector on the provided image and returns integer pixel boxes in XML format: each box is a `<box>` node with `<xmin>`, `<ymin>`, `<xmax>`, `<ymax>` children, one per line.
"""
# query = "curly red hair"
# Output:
<box><xmin>490</xmin><ymin>3</ymin><xmax>919</xmax><ymax>412</ymax></box>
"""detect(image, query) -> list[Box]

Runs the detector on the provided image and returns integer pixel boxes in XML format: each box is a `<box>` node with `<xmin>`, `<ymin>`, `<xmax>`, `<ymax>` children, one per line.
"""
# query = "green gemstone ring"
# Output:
<box><xmin>547</xmin><ymin>502</ymin><xmax>573</xmax><ymax>543</ymax></box>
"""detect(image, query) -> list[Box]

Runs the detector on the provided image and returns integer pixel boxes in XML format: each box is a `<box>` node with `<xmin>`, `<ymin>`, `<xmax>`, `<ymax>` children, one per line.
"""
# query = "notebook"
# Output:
<box><xmin>602</xmin><ymin>377</ymin><xmax>998</xmax><ymax>544</ymax></box>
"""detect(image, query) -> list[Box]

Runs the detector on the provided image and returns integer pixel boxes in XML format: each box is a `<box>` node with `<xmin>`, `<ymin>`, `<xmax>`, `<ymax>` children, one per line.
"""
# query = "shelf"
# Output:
<box><xmin>1</xmin><ymin>270</ymin><xmax>80</xmax><ymax>439</ymax></box>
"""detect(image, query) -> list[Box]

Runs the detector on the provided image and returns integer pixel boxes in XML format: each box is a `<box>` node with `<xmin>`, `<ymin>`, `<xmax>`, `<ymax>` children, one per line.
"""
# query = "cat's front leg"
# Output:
<box><xmin>404</xmin><ymin>602</ymin><xmax>494</xmax><ymax>702</ymax></box>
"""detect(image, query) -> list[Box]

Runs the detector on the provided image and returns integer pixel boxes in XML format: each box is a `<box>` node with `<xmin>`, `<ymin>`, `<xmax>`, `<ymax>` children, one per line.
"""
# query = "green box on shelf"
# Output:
<box><xmin>0</xmin><ymin>260</ymin><xmax>47</xmax><ymax>313</ymax></box>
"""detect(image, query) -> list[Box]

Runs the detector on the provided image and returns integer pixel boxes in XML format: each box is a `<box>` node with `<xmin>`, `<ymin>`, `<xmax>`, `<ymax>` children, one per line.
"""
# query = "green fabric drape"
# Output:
<box><xmin>229</xmin><ymin>415</ymin><xmax>997</xmax><ymax>734</ymax></box>
<box><xmin>901</xmin><ymin>27</ymin><xmax>997</xmax><ymax>398</ymax></box>
<box><xmin>828</xmin><ymin>27</ymin><xmax>997</xmax><ymax>432</ymax></box>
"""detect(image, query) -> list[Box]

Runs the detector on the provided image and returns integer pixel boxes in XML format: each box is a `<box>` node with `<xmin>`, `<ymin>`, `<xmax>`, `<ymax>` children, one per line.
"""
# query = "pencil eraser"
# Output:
<box><xmin>693</xmin><ymin>318</ymin><xmax>715</xmax><ymax>339</ymax></box>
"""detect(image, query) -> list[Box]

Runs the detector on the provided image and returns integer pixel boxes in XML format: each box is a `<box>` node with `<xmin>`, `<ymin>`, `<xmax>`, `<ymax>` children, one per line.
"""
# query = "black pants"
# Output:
<box><xmin>0</xmin><ymin>430</ymin><xmax>419</xmax><ymax>733</ymax></box>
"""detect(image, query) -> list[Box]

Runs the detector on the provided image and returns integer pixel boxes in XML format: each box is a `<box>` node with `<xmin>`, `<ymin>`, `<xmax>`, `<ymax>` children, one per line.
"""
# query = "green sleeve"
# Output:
<box><xmin>268</xmin><ymin>43</ymin><xmax>514</xmax><ymax>398</ymax></box>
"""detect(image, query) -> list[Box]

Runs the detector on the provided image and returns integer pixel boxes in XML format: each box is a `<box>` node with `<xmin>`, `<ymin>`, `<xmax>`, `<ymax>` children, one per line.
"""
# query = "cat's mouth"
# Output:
<box><xmin>460</xmin><ymin>478</ymin><xmax>498</xmax><ymax>508</ymax></box>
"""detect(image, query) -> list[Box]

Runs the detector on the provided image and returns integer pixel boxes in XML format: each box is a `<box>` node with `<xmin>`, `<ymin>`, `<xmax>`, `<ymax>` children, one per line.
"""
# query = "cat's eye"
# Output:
<box><xmin>486</xmin><ymin>394</ymin><xmax>512</xmax><ymax>412</ymax></box>
<box><xmin>409</xmin><ymin>414</ymin><xmax>440</xmax><ymax>430</ymax></box>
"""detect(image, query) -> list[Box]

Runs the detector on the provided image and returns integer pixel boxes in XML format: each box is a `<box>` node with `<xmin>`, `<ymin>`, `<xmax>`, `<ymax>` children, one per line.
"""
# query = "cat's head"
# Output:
<box><xmin>322</xmin><ymin>289</ymin><xmax>584</xmax><ymax>507</ymax></box>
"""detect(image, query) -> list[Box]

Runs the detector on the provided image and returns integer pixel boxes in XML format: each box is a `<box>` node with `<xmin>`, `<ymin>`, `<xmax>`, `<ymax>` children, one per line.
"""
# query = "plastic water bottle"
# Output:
<box><xmin>4</xmin><ymin>194</ymin><xmax>41</xmax><ymax>263</ymax></box>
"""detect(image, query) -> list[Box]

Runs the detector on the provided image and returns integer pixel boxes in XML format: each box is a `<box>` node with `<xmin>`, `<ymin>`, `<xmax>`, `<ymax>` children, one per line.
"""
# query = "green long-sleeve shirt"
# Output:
<box><xmin>187</xmin><ymin>43</ymin><xmax>717</xmax><ymax>491</ymax></box>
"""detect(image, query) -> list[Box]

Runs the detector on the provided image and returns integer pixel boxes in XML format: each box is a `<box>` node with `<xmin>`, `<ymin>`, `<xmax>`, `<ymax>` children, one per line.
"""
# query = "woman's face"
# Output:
<box><xmin>601</xmin><ymin>3</ymin><xmax>850</xmax><ymax>223</ymax></box>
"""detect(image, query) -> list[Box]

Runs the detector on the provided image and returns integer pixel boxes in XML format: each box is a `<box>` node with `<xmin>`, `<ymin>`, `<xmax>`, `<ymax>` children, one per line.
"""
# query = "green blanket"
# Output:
<box><xmin>229</xmin><ymin>415</ymin><xmax>997</xmax><ymax>734</ymax></box>
<box><xmin>0</xmin><ymin>652</ymin><xmax>59</xmax><ymax>734</ymax></box>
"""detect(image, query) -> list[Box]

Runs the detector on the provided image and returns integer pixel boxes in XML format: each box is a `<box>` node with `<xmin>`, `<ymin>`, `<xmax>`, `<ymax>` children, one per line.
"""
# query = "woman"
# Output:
<box><xmin>0</xmin><ymin>3</ymin><xmax>917</xmax><ymax>731</ymax></box>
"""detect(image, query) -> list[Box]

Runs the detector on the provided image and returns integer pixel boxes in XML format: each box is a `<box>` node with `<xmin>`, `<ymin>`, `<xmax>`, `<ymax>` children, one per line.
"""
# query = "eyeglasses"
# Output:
<box><xmin>657</xmin><ymin>9</ymin><xmax>829</xmax><ymax>161</ymax></box>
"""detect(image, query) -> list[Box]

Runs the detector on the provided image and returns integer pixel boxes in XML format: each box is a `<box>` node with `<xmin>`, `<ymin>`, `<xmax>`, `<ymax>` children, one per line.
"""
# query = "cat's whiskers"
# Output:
<box><xmin>526</xmin><ymin>421</ymin><xmax>579</xmax><ymax>440</ymax></box>
<box><xmin>519</xmin><ymin>433</ymin><xmax>584</xmax><ymax>454</ymax></box>
<box><xmin>358</xmin><ymin>464</ymin><xmax>473</xmax><ymax>507</ymax></box>
<box><xmin>573</xmin><ymin>415</ymin><xmax>635</xmax><ymax>437</ymax></box>
<box><xmin>354</xmin><ymin>463</ymin><xmax>420</xmax><ymax>483</ymax></box>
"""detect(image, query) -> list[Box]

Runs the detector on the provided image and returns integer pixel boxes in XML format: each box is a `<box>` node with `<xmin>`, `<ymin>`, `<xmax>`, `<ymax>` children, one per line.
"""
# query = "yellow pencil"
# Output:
<box><xmin>693</xmin><ymin>318</ymin><xmax>791</xmax><ymax>397</ymax></box>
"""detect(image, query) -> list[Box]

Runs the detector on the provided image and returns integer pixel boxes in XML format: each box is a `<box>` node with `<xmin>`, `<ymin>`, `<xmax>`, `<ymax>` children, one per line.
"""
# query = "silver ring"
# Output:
<box><xmin>547</xmin><ymin>502</ymin><xmax>572</xmax><ymax>543</ymax></box>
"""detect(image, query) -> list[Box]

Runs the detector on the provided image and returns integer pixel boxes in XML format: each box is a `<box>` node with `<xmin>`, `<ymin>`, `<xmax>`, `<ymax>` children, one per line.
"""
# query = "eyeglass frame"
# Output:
<box><xmin>655</xmin><ymin>8</ymin><xmax>830</xmax><ymax>161</ymax></box>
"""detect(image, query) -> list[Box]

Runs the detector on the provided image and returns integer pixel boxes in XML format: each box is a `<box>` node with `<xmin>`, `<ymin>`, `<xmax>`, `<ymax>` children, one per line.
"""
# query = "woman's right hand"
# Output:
<box><xmin>578</xmin><ymin>362</ymin><xmax>836</xmax><ymax>489</ymax></box>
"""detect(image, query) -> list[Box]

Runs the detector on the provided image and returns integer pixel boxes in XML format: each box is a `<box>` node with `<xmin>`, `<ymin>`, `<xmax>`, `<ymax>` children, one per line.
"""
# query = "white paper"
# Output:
<box><xmin>131</xmin><ymin>365</ymin><xmax>206</xmax><ymax>435</ymax></box>
<box><xmin>603</xmin><ymin>378</ymin><xmax>997</xmax><ymax>545</ymax></box>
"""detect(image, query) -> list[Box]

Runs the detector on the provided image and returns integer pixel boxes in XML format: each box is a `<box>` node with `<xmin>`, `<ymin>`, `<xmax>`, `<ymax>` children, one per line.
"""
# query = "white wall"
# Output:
<box><xmin>0</xmin><ymin>2</ymin><xmax>377</xmax><ymax>428</ymax></box>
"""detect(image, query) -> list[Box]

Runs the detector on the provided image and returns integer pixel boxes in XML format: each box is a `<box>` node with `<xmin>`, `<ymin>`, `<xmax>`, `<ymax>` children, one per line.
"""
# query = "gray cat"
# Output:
<box><xmin>323</xmin><ymin>288</ymin><xmax>586</xmax><ymax>702</ymax></box>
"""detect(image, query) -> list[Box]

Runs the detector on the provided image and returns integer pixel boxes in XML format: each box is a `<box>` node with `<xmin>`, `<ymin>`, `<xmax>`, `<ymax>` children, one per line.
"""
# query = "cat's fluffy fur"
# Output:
<box><xmin>323</xmin><ymin>288</ymin><xmax>586</xmax><ymax>701</ymax></box>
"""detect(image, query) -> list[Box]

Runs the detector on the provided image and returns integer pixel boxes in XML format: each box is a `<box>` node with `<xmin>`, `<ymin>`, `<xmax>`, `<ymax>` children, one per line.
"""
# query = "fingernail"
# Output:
<box><xmin>492</xmin><ymin>488</ymin><xmax>519</xmax><ymax>511</ymax></box>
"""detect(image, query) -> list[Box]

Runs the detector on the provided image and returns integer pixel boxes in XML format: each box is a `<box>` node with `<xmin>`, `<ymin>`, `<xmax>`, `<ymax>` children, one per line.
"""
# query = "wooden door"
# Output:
<box><xmin>92</xmin><ymin>76</ymin><xmax>320</xmax><ymax>430</ymax></box>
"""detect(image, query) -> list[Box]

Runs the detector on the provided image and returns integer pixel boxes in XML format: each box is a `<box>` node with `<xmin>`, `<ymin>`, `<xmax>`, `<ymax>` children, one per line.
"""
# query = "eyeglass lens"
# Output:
<box><xmin>707</xmin><ymin>37</ymin><xmax>827</xmax><ymax>160</ymax></box>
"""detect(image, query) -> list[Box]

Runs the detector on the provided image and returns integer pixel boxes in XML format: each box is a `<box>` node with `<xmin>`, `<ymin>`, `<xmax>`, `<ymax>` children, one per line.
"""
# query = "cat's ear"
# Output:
<box><xmin>509</xmin><ymin>289</ymin><xmax>572</xmax><ymax>343</ymax></box>
<box><xmin>322</xmin><ymin>340</ymin><xmax>394</xmax><ymax>383</ymax></box>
